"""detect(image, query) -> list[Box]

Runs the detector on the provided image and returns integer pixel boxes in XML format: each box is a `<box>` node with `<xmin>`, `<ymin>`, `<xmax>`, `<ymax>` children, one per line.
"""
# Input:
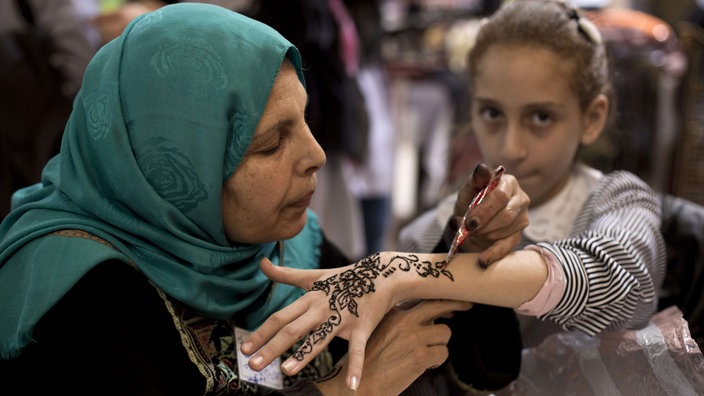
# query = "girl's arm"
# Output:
<box><xmin>530</xmin><ymin>171</ymin><xmax>666</xmax><ymax>335</ymax></box>
<box><xmin>242</xmin><ymin>249</ymin><xmax>548</xmax><ymax>390</ymax></box>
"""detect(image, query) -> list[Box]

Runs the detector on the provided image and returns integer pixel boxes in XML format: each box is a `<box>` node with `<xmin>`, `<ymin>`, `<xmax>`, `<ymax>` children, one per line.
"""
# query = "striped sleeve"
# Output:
<box><xmin>535</xmin><ymin>171</ymin><xmax>666</xmax><ymax>335</ymax></box>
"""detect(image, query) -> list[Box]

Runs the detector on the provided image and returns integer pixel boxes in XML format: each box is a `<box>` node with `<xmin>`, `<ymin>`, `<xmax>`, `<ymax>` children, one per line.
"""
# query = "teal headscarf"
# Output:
<box><xmin>0</xmin><ymin>3</ymin><xmax>321</xmax><ymax>358</ymax></box>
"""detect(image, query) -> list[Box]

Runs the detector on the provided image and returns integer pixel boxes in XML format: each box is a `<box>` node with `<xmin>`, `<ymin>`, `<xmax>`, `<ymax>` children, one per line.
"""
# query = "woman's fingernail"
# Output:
<box><xmin>467</xmin><ymin>219</ymin><xmax>478</xmax><ymax>231</ymax></box>
<box><xmin>241</xmin><ymin>342</ymin><xmax>252</xmax><ymax>354</ymax></box>
<box><xmin>348</xmin><ymin>375</ymin><xmax>359</xmax><ymax>391</ymax></box>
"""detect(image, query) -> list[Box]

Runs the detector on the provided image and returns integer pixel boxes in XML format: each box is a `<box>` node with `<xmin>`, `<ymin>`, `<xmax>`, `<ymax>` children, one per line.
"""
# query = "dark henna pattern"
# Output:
<box><xmin>292</xmin><ymin>253</ymin><xmax>452</xmax><ymax>361</ymax></box>
<box><xmin>382</xmin><ymin>266</ymin><xmax>396</xmax><ymax>277</ymax></box>
<box><xmin>392</xmin><ymin>254</ymin><xmax>454</xmax><ymax>281</ymax></box>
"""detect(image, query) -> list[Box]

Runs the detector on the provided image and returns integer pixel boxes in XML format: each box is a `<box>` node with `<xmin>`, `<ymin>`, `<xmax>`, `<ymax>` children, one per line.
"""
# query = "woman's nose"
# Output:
<box><xmin>302</xmin><ymin>129</ymin><xmax>326</xmax><ymax>174</ymax></box>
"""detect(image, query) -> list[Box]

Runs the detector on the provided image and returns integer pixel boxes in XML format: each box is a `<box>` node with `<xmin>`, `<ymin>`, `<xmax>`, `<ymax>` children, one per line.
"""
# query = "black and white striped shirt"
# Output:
<box><xmin>398</xmin><ymin>168</ymin><xmax>666</xmax><ymax>347</ymax></box>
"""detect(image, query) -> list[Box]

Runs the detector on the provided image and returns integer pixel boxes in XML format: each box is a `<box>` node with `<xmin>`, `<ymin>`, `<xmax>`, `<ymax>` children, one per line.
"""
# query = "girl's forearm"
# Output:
<box><xmin>383</xmin><ymin>250</ymin><xmax>548</xmax><ymax>308</ymax></box>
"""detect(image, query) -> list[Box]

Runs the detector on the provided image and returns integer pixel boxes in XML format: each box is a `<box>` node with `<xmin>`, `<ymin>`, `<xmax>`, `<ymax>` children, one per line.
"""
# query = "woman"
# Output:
<box><xmin>0</xmin><ymin>3</ymin><xmax>524</xmax><ymax>394</ymax></box>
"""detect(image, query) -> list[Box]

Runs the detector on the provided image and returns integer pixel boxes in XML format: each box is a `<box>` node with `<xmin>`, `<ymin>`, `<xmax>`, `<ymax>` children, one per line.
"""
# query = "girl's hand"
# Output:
<box><xmin>453</xmin><ymin>164</ymin><xmax>529</xmax><ymax>267</ymax></box>
<box><xmin>242</xmin><ymin>252</ymin><xmax>455</xmax><ymax>390</ymax></box>
<box><xmin>241</xmin><ymin>256</ymin><xmax>397</xmax><ymax>390</ymax></box>
<box><xmin>316</xmin><ymin>299</ymin><xmax>473</xmax><ymax>395</ymax></box>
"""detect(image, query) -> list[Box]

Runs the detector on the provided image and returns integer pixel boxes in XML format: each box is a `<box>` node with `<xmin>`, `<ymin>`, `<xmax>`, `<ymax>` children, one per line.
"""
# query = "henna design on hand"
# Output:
<box><xmin>292</xmin><ymin>253</ymin><xmax>452</xmax><ymax>361</ymax></box>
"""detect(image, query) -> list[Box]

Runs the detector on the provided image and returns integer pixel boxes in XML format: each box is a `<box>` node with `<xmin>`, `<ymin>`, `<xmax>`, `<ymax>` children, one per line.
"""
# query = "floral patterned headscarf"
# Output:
<box><xmin>0</xmin><ymin>3</ymin><xmax>321</xmax><ymax>358</ymax></box>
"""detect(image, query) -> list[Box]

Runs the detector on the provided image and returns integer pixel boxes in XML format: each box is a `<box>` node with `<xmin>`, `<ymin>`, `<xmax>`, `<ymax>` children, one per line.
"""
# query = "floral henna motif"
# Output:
<box><xmin>292</xmin><ymin>253</ymin><xmax>452</xmax><ymax>361</ymax></box>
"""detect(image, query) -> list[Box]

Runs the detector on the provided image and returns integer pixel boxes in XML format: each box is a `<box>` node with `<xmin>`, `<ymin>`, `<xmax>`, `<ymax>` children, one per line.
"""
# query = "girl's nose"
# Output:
<box><xmin>501</xmin><ymin>121</ymin><xmax>528</xmax><ymax>162</ymax></box>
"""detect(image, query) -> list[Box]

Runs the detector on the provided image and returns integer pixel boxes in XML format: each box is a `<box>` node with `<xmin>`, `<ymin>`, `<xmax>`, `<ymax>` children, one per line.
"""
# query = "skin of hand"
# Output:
<box><xmin>453</xmin><ymin>163</ymin><xmax>530</xmax><ymax>268</ymax></box>
<box><xmin>242</xmin><ymin>250</ymin><xmax>547</xmax><ymax>390</ymax></box>
<box><xmin>315</xmin><ymin>299</ymin><xmax>473</xmax><ymax>395</ymax></box>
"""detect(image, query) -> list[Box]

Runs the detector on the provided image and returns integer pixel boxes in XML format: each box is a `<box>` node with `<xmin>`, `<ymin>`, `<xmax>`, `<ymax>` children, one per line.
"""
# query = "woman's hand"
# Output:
<box><xmin>242</xmin><ymin>252</ymin><xmax>455</xmax><ymax>390</ymax></box>
<box><xmin>316</xmin><ymin>299</ymin><xmax>473</xmax><ymax>395</ymax></box>
<box><xmin>453</xmin><ymin>164</ymin><xmax>529</xmax><ymax>267</ymax></box>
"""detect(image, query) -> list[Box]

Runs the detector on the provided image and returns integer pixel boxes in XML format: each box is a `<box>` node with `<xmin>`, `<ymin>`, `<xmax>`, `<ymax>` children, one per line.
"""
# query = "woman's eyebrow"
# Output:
<box><xmin>251</xmin><ymin>119</ymin><xmax>293</xmax><ymax>145</ymax></box>
<box><xmin>264</xmin><ymin>119</ymin><xmax>294</xmax><ymax>134</ymax></box>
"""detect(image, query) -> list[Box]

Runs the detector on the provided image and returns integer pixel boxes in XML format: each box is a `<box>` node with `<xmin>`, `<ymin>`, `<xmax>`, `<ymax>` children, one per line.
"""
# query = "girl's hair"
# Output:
<box><xmin>467</xmin><ymin>0</ymin><xmax>615</xmax><ymax>127</ymax></box>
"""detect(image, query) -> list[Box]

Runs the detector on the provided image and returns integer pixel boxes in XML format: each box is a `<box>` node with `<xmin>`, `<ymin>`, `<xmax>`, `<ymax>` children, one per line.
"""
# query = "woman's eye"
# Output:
<box><xmin>259</xmin><ymin>129</ymin><xmax>291</xmax><ymax>155</ymax></box>
<box><xmin>260</xmin><ymin>145</ymin><xmax>279</xmax><ymax>155</ymax></box>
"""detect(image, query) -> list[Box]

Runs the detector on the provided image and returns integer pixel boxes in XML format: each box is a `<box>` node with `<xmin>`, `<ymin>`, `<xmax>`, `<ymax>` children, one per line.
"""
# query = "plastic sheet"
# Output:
<box><xmin>494</xmin><ymin>306</ymin><xmax>704</xmax><ymax>396</ymax></box>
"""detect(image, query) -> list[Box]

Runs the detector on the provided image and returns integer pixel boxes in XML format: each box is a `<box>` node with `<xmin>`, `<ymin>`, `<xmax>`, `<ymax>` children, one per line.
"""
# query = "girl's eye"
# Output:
<box><xmin>479</xmin><ymin>106</ymin><xmax>502</xmax><ymax>122</ymax></box>
<box><xmin>532</xmin><ymin>111</ymin><xmax>552</xmax><ymax>126</ymax></box>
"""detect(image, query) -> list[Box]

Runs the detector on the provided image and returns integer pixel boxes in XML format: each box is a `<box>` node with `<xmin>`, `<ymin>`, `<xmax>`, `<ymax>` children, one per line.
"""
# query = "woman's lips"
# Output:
<box><xmin>290</xmin><ymin>191</ymin><xmax>314</xmax><ymax>208</ymax></box>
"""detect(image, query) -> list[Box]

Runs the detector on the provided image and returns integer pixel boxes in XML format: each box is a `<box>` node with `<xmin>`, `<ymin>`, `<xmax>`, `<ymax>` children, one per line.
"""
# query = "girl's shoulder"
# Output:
<box><xmin>599</xmin><ymin>168</ymin><xmax>651</xmax><ymax>188</ymax></box>
<box><xmin>581</xmin><ymin>168</ymin><xmax>661</xmax><ymax>220</ymax></box>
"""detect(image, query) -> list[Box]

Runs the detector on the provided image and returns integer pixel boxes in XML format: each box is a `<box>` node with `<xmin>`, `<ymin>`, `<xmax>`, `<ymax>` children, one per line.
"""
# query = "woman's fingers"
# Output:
<box><xmin>411</xmin><ymin>299</ymin><xmax>473</xmax><ymax>324</ymax></box>
<box><xmin>345</xmin><ymin>300</ymin><xmax>464</xmax><ymax>391</ymax></box>
<box><xmin>318</xmin><ymin>299</ymin><xmax>463</xmax><ymax>394</ymax></box>
<box><xmin>344</xmin><ymin>328</ymin><xmax>372</xmax><ymax>390</ymax></box>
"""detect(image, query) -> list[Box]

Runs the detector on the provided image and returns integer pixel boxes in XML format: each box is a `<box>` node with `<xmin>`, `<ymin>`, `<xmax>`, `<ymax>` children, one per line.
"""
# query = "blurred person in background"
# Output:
<box><xmin>345</xmin><ymin>0</ymin><xmax>397</xmax><ymax>256</ymax></box>
<box><xmin>0</xmin><ymin>0</ymin><xmax>95</xmax><ymax>219</ymax></box>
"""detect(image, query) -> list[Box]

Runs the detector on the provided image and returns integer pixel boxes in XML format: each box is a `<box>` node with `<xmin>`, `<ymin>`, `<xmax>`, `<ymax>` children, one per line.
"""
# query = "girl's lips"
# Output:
<box><xmin>515</xmin><ymin>171</ymin><xmax>537</xmax><ymax>183</ymax></box>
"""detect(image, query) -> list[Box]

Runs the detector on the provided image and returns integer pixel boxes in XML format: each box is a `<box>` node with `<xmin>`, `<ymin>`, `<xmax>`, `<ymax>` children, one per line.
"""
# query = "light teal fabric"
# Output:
<box><xmin>0</xmin><ymin>3</ymin><xmax>321</xmax><ymax>358</ymax></box>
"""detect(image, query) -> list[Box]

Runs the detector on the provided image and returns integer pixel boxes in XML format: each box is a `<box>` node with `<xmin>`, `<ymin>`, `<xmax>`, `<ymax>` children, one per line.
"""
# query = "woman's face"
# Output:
<box><xmin>221</xmin><ymin>63</ymin><xmax>326</xmax><ymax>244</ymax></box>
<box><xmin>470</xmin><ymin>44</ymin><xmax>605</xmax><ymax>207</ymax></box>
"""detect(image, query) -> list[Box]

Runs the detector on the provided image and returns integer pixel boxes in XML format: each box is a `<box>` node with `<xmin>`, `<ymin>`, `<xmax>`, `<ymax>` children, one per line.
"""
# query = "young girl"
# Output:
<box><xmin>399</xmin><ymin>0</ymin><xmax>667</xmax><ymax>347</ymax></box>
<box><xmin>242</xmin><ymin>0</ymin><xmax>666</xmax><ymax>389</ymax></box>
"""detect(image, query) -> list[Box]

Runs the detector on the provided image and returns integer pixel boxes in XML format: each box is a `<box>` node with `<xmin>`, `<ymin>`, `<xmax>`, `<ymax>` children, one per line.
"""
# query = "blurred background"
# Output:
<box><xmin>2</xmin><ymin>0</ymin><xmax>703</xmax><ymax>259</ymax></box>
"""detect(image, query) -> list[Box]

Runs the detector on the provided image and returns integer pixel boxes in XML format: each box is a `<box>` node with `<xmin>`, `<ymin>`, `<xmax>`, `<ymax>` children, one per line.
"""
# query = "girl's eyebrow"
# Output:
<box><xmin>475</xmin><ymin>96</ymin><xmax>564</xmax><ymax>109</ymax></box>
<box><xmin>473</xmin><ymin>97</ymin><xmax>501</xmax><ymax>107</ymax></box>
<box><xmin>524</xmin><ymin>101</ymin><xmax>563</xmax><ymax>108</ymax></box>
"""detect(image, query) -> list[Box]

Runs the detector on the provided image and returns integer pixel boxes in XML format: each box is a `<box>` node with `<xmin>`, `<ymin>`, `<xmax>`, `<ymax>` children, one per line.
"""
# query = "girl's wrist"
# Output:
<box><xmin>375</xmin><ymin>251</ymin><xmax>407</xmax><ymax>304</ymax></box>
<box><xmin>376</xmin><ymin>251</ymin><xmax>452</xmax><ymax>303</ymax></box>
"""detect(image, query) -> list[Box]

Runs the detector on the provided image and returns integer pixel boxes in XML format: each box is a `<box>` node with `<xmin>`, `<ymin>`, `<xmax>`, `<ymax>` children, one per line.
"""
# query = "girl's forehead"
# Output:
<box><xmin>477</xmin><ymin>45</ymin><xmax>575</xmax><ymax>82</ymax></box>
<box><xmin>472</xmin><ymin>45</ymin><xmax>580</xmax><ymax>106</ymax></box>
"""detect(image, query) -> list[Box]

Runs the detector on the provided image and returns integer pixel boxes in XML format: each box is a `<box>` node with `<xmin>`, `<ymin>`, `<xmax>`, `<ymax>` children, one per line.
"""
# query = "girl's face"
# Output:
<box><xmin>470</xmin><ymin>44</ymin><xmax>606</xmax><ymax>207</ymax></box>
<box><xmin>221</xmin><ymin>63</ymin><xmax>326</xmax><ymax>244</ymax></box>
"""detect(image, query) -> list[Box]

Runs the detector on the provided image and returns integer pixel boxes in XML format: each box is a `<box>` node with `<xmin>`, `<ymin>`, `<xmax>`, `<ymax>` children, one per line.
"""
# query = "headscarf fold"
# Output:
<box><xmin>0</xmin><ymin>3</ymin><xmax>320</xmax><ymax>358</ymax></box>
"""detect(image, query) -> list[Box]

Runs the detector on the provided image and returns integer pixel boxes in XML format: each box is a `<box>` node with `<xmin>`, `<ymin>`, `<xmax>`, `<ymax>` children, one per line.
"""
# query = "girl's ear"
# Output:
<box><xmin>580</xmin><ymin>94</ymin><xmax>608</xmax><ymax>145</ymax></box>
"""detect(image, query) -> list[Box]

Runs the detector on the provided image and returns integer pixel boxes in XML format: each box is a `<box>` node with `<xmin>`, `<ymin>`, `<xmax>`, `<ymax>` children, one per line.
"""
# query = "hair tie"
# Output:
<box><xmin>567</xmin><ymin>6</ymin><xmax>603</xmax><ymax>45</ymax></box>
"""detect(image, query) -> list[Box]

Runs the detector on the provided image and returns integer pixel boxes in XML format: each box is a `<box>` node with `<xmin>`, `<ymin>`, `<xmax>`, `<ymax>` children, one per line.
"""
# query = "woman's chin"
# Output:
<box><xmin>276</xmin><ymin>213</ymin><xmax>309</xmax><ymax>241</ymax></box>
